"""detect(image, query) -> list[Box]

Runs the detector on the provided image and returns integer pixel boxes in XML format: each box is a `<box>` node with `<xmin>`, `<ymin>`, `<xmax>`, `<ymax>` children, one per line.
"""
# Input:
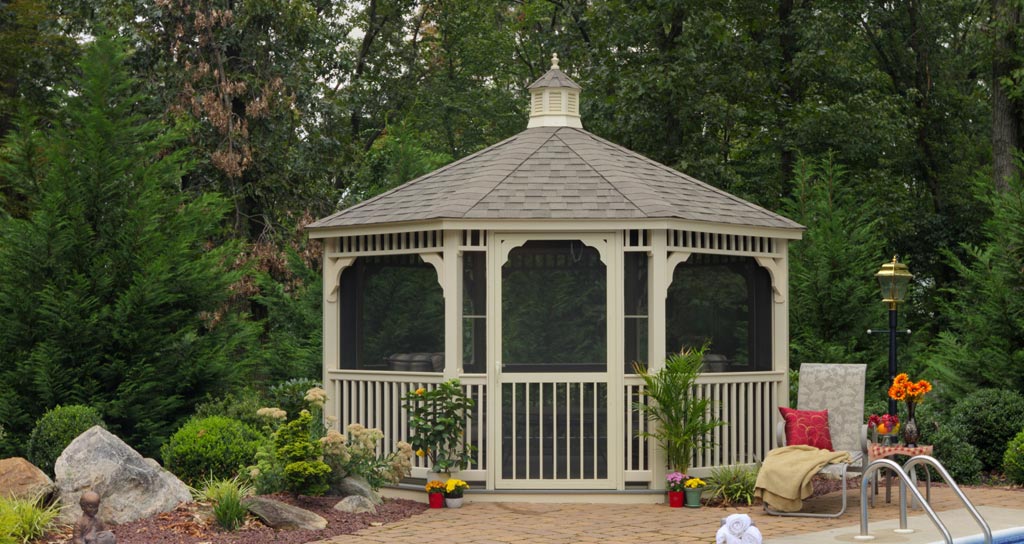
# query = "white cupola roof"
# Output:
<box><xmin>526</xmin><ymin>54</ymin><xmax>583</xmax><ymax>129</ymax></box>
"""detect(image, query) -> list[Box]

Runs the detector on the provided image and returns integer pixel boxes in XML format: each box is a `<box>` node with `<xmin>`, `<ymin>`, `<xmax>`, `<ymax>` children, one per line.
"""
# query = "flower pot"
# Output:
<box><xmin>445</xmin><ymin>497</ymin><xmax>464</xmax><ymax>508</ymax></box>
<box><xmin>667</xmin><ymin>491</ymin><xmax>684</xmax><ymax>508</ymax></box>
<box><xmin>429</xmin><ymin>492</ymin><xmax>445</xmax><ymax>508</ymax></box>
<box><xmin>684</xmin><ymin>487</ymin><xmax>704</xmax><ymax>508</ymax></box>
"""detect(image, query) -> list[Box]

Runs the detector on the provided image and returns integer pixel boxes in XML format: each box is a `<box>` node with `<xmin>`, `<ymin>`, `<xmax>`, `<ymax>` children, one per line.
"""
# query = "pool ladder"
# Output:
<box><xmin>855</xmin><ymin>455</ymin><xmax>991</xmax><ymax>544</ymax></box>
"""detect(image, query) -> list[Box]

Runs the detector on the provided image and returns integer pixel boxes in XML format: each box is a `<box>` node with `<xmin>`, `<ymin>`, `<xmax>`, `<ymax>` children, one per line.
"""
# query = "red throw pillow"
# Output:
<box><xmin>779</xmin><ymin>406</ymin><xmax>834</xmax><ymax>451</ymax></box>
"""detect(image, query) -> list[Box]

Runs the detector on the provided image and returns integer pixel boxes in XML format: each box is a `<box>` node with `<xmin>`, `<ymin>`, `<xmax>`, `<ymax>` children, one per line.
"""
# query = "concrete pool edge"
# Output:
<box><xmin>772</xmin><ymin>506</ymin><xmax>1024</xmax><ymax>543</ymax></box>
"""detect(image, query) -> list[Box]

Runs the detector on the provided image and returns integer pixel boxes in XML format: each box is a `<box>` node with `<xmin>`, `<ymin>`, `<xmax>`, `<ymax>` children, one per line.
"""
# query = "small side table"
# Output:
<box><xmin>868</xmin><ymin>443</ymin><xmax>933</xmax><ymax>506</ymax></box>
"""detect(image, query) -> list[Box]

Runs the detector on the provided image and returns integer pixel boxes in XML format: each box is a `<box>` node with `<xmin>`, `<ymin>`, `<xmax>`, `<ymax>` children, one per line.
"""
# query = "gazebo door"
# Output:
<box><xmin>492</xmin><ymin>234</ymin><xmax>620</xmax><ymax>489</ymax></box>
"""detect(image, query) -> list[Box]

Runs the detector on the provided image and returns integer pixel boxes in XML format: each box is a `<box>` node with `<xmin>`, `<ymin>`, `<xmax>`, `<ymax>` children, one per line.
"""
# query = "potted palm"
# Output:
<box><xmin>633</xmin><ymin>346</ymin><xmax>724</xmax><ymax>502</ymax></box>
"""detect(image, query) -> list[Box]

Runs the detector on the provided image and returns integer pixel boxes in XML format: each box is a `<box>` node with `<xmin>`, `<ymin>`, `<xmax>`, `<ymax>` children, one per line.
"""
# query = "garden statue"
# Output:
<box><xmin>73</xmin><ymin>491</ymin><xmax>117</xmax><ymax>544</ymax></box>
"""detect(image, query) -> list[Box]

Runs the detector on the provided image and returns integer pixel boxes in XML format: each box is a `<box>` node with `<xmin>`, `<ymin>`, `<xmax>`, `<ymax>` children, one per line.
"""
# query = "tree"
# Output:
<box><xmin>0</xmin><ymin>37</ymin><xmax>257</xmax><ymax>457</ymax></box>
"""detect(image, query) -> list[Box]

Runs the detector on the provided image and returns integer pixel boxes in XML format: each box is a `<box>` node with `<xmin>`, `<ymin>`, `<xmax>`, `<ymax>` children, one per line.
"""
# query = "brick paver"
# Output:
<box><xmin>314</xmin><ymin>485</ymin><xmax>1023</xmax><ymax>544</ymax></box>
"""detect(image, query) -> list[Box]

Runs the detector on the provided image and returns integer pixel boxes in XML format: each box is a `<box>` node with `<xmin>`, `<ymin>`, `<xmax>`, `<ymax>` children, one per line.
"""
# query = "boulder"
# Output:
<box><xmin>330</xmin><ymin>475</ymin><xmax>381</xmax><ymax>505</ymax></box>
<box><xmin>333</xmin><ymin>495</ymin><xmax>377</xmax><ymax>515</ymax></box>
<box><xmin>245</xmin><ymin>497</ymin><xmax>327</xmax><ymax>530</ymax></box>
<box><xmin>0</xmin><ymin>457</ymin><xmax>54</xmax><ymax>500</ymax></box>
<box><xmin>54</xmin><ymin>426</ymin><xmax>191</xmax><ymax>524</ymax></box>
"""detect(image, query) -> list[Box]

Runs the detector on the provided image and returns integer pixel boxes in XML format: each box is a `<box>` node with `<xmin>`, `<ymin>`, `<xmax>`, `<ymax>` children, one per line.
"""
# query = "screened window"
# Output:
<box><xmin>502</xmin><ymin>240</ymin><xmax>606</xmax><ymax>372</ymax></box>
<box><xmin>339</xmin><ymin>255</ymin><xmax>444</xmax><ymax>371</ymax></box>
<box><xmin>462</xmin><ymin>251</ymin><xmax>486</xmax><ymax>374</ymax></box>
<box><xmin>624</xmin><ymin>251</ymin><xmax>648</xmax><ymax>373</ymax></box>
<box><xmin>665</xmin><ymin>255</ymin><xmax>771</xmax><ymax>372</ymax></box>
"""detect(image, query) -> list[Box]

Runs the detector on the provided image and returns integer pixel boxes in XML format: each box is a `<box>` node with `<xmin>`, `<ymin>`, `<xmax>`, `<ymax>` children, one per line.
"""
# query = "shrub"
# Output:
<box><xmin>321</xmin><ymin>424</ymin><xmax>414</xmax><ymax>491</ymax></box>
<box><xmin>268</xmin><ymin>378</ymin><xmax>322</xmax><ymax>424</ymax></box>
<box><xmin>275</xmin><ymin>410</ymin><xmax>331</xmax><ymax>496</ymax></box>
<box><xmin>948</xmin><ymin>388</ymin><xmax>1024</xmax><ymax>472</ymax></box>
<box><xmin>706</xmin><ymin>464</ymin><xmax>759</xmax><ymax>506</ymax></box>
<box><xmin>26</xmin><ymin>405</ymin><xmax>105</xmax><ymax>476</ymax></box>
<box><xmin>193</xmin><ymin>388</ymin><xmax>268</xmax><ymax>431</ymax></box>
<box><xmin>1004</xmin><ymin>429</ymin><xmax>1024</xmax><ymax>485</ymax></box>
<box><xmin>0</xmin><ymin>495</ymin><xmax>61</xmax><ymax>544</ymax></box>
<box><xmin>161</xmin><ymin>416</ymin><xmax>264</xmax><ymax>486</ymax></box>
<box><xmin>194</xmin><ymin>475</ymin><xmax>253</xmax><ymax>531</ymax></box>
<box><xmin>929</xmin><ymin>422</ymin><xmax>982</xmax><ymax>485</ymax></box>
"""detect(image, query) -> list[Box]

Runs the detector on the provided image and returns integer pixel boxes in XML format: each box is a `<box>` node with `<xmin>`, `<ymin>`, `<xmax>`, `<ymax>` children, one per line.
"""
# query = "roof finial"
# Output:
<box><xmin>551</xmin><ymin>53</ymin><xmax>559</xmax><ymax>70</ymax></box>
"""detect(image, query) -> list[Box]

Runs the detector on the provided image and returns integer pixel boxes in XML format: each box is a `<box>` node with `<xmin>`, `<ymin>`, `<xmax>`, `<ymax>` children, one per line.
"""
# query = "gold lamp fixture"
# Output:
<box><xmin>875</xmin><ymin>256</ymin><xmax>913</xmax><ymax>309</ymax></box>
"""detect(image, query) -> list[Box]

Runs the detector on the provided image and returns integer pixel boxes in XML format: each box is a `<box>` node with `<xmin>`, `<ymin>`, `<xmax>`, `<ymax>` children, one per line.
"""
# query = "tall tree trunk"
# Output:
<box><xmin>992</xmin><ymin>0</ymin><xmax>1021</xmax><ymax>192</ymax></box>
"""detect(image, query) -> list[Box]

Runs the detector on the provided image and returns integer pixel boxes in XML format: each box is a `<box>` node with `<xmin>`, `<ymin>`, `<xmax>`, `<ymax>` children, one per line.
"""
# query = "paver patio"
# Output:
<box><xmin>315</xmin><ymin>485</ymin><xmax>1023</xmax><ymax>543</ymax></box>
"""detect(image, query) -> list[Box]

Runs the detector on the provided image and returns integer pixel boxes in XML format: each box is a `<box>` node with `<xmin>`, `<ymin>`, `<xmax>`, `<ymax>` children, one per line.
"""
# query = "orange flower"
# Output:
<box><xmin>888</xmin><ymin>384</ymin><xmax>906</xmax><ymax>401</ymax></box>
<box><xmin>888</xmin><ymin>374</ymin><xmax>932</xmax><ymax>404</ymax></box>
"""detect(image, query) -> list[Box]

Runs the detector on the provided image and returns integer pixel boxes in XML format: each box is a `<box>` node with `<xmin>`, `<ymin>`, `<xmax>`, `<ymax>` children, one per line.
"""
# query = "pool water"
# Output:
<box><xmin>939</xmin><ymin>527</ymin><xmax>1024</xmax><ymax>544</ymax></box>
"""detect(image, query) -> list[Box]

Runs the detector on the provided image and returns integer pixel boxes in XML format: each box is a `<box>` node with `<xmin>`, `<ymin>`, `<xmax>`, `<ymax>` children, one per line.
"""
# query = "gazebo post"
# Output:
<box><xmin>443</xmin><ymin>230</ymin><xmax>462</xmax><ymax>379</ymax></box>
<box><xmin>648</xmin><ymin>229</ymin><xmax>669</xmax><ymax>488</ymax></box>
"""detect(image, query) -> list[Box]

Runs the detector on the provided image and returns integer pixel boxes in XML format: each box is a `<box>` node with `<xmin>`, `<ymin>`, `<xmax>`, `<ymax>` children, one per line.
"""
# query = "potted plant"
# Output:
<box><xmin>444</xmin><ymin>478</ymin><xmax>469</xmax><ymax>508</ymax></box>
<box><xmin>684</xmin><ymin>477</ymin><xmax>706</xmax><ymax>507</ymax></box>
<box><xmin>633</xmin><ymin>346</ymin><xmax>725</xmax><ymax>481</ymax></box>
<box><xmin>402</xmin><ymin>379</ymin><xmax>477</xmax><ymax>475</ymax></box>
<box><xmin>666</xmin><ymin>471</ymin><xmax>686</xmax><ymax>508</ymax></box>
<box><xmin>425</xmin><ymin>480</ymin><xmax>446</xmax><ymax>508</ymax></box>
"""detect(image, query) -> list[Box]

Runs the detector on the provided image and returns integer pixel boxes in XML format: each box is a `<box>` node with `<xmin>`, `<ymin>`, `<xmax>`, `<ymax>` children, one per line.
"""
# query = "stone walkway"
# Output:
<box><xmin>315</xmin><ymin>485</ymin><xmax>1023</xmax><ymax>544</ymax></box>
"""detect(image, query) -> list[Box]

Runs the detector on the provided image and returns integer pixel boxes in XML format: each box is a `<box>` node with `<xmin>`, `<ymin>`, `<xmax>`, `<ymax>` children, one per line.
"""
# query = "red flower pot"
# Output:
<box><xmin>668</xmin><ymin>491</ymin><xmax>684</xmax><ymax>508</ymax></box>
<box><xmin>429</xmin><ymin>492</ymin><xmax>445</xmax><ymax>508</ymax></box>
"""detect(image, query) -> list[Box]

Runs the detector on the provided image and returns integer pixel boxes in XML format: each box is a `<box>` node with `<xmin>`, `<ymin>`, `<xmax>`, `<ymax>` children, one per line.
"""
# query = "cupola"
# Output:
<box><xmin>526</xmin><ymin>54</ymin><xmax>582</xmax><ymax>128</ymax></box>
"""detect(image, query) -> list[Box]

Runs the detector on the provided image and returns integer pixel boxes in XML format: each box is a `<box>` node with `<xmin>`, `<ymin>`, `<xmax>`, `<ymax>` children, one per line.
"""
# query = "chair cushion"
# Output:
<box><xmin>780</xmin><ymin>406</ymin><xmax>834</xmax><ymax>451</ymax></box>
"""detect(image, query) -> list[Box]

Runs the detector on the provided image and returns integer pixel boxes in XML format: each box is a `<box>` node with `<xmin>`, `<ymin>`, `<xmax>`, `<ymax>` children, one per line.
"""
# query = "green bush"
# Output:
<box><xmin>161</xmin><ymin>416</ymin><xmax>264</xmax><ymax>486</ymax></box>
<box><xmin>948</xmin><ymin>388</ymin><xmax>1024</xmax><ymax>472</ymax></box>
<box><xmin>706</xmin><ymin>464</ymin><xmax>759</xmax><ymax>506</ymax></box>
<box><xmin>0</xmin><ymin>495</ymin><xmax>61</xmax><ymax>544</ymax></box>
<box><xmin>274</xmin><ymin>410</ymin><xmax>330</xmax><ymax>496</ymax></box>
<box><xmin>268</xmin><ymin>378</ymin><xmax>322</xmax><ymax>424</ymax></box>
<box><xmin>26</xmin><ymin>405</ymin><xmax>105</xmax><ymax>476</ymax></box>
<box><xmin>193</xmin><ymin>388</ymin><xmax>269</xmax><ymax>431</ymax></box>
<box><xmin>929</xmin><ymin>422</ymin><xmax>982</xmax><ymax>485</ymax></box>
<box><xmin>1004</xmin><ymin>429</ymin><xmax>1024</xmax><ymax>485</ymax></box>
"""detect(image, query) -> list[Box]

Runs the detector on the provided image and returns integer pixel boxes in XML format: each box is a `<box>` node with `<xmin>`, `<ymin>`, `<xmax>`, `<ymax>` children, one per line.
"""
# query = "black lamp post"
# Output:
<box><xmin>873</xmin><ymin>256</ymin><xmax>913</xmax><ymax>417</ymax></box>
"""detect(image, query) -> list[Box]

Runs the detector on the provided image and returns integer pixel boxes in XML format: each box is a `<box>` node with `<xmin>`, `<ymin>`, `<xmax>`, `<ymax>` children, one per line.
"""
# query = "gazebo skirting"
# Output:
<box><xmin>325</xmin><ymin>369</ymin><xmax>785</xmax><ymax>490</ymax></box>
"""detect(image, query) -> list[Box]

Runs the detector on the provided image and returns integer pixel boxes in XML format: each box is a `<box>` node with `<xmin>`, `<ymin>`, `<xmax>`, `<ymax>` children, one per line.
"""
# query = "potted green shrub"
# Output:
<box><xmin>401</xmin><ymin>379</ymin><xmax>477</xmax><ymax>474</ymax></box>
<box><xmin>633</xmin><ymin>346</ymin><xmax>724</xmax><ymax>477</ymax></box>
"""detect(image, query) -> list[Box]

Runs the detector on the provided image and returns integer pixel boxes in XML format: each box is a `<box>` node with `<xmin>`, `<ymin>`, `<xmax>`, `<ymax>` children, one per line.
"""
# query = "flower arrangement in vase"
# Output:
<box><xmin>444</xmin><ymin>478</ymin><xmax>469</xmax><ymax>508</ymax></box>
<box><xmin>666</xmin><ymin>471</ymin><xmax>686</xmax><ymax>507</ymax></box>
<box><xmin>888</xmin><ymin>373</ymin><xmax>932</xmax><ymax>447</ymax></box>
<box><xmin>425</xmin><ymin>480</ymin><xmax>446</xmax><ymax>508</ymax></box>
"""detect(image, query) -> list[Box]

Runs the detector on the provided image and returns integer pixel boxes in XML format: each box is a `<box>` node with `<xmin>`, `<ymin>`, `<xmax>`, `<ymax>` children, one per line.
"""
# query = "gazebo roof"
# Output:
<box><xmin>309</xmin><ymin>58</ymin><xmax>802</xmax><ymax>232</ymax></box>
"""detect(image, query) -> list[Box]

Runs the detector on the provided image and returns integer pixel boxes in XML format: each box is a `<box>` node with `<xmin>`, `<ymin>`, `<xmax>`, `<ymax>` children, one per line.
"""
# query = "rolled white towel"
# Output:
<box><xmin>716</xmin><ymin>525</ymin><xmax>743</xmax><ymax>544</ymax></box>
<box><xmin>725</xmin><ymin>513</ymin><xmax>752</xmax><ymax>536</ymax></box>
<box><xmin>738</xmin><ymin>525</ymin><xmax>763</xmax><ymax>544</ymax></box>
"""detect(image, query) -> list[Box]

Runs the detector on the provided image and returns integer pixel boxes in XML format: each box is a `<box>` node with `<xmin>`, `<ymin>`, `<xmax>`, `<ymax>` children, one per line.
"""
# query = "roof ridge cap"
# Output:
<box><xmin>468</xmin><ymin>128</ymin><xmax>563</xmax><ymax>210</ymax></box>
<box><xmin>552</xmin><ymin>128</ymin><xmax>644</xmax><ymax>213</ymax></box>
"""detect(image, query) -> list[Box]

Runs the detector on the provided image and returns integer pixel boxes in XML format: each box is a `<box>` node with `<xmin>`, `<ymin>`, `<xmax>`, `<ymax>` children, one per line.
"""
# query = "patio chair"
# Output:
<box><xmin>763</xmin><ymin>363</ymin><xmax>868</xmax><ymax>518</ymax></box>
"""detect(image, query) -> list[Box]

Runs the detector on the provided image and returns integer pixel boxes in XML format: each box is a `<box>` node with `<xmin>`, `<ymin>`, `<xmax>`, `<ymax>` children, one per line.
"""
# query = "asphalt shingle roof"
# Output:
<box><xmin>309</xmin><ymin>126</ymin><xmax>803</xmax><ymax>230</ymax></box>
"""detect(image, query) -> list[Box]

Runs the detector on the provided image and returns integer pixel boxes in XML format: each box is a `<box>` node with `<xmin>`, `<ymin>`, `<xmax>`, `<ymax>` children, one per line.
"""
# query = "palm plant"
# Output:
<box><xmin>633</xmin><ymin>346</ymin><xmax>724</xmax><ymax>474</ymax></box>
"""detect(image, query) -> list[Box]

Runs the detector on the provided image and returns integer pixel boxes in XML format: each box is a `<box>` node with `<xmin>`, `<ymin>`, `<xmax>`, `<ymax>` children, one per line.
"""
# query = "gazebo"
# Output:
<box><xmin>307</xmin><ymin>56</ymin><xmax>804</xmax><ymax>497</ymax></box>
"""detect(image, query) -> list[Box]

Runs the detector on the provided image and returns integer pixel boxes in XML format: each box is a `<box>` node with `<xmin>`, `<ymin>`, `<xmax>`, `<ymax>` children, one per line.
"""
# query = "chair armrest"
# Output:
<box><xmin>860</xmin><ymin>424</ymin><xmax>869</xmax><ymax>453</ymax></box>
<box><xmin>776</xmin><ymin>420</ymin><xmax>787</xmax><ymax>447</ymax></box>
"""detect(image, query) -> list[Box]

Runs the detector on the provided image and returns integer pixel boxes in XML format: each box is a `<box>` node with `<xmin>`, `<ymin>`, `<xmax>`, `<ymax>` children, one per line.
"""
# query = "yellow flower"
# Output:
<box><xmin>684</xmin><ymin>477</ymin><xmax>706</xmax><ymax>489</ymax></box>
<box><xmin>416</xmin><ymin>448</ymin><xmax>425</xmax><ymax>457</ymax></box>
<box><xmin>415</xmin><ymin>387</ymin><xmax>426</xmax><ymax>395</ymax></box>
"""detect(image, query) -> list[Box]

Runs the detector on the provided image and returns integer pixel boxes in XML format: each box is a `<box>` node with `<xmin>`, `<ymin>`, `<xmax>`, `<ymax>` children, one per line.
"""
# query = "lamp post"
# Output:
<box><xmin>874</xmin><ymin>256</ymin><xmax>913</xmax><ymax>417</ymax></box>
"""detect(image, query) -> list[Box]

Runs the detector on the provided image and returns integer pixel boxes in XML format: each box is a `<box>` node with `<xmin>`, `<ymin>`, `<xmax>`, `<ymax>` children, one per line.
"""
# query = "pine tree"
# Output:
<box><xmin>0</xmin><ymin>37</ymin><xmax>258</xmax><ymax>457</ymax></box>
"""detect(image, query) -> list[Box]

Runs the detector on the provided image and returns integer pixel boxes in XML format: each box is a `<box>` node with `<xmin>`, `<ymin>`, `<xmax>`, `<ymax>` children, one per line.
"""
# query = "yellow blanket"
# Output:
<box><xmin>754</xmin><ymin>445</ymin><xmax>851</xmax><ymax>512</ymax></box>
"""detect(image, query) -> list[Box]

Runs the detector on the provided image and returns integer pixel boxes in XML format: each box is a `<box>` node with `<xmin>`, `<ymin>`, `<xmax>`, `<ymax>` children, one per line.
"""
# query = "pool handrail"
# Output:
<box><xmin>858</xmin><ymin>458</ymin><xmax>952</xmax><ymax>542</ymax></box>
<box><xmin>902</xmin><ymin>455</ymin><xmax>991</xmax><ymax>544</ymax></box>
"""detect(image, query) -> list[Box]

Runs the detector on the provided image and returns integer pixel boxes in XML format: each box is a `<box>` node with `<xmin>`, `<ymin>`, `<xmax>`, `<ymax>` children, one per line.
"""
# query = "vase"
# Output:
<box><xmin>445</xmin><ymin>497</ymin><xmax>464</xmax><ymax>508</ymax></box>
<box><xmin>901</xmin><ymin>402</ymin><xmax>920</xmax><ymax>447</ymax></box>
<box><xmin>429</xmin><ymin>492</ymin><xmax>445</xmax><ymax>508</ymax></box>
<box><xmin>667</xmin><ymin>491</ymin><xmax>684</xmax><ymax>508</ymax></box>
<box><xmin>684</xmin><ymin>487</ymin><xmax>703</xmax><ymax>508</ymax></box>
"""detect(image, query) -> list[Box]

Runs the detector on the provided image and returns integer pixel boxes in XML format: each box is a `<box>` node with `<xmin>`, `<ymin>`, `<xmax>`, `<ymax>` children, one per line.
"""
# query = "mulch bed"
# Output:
<box><xmin>39</xmin><ymin>494</ymin><xmax>428</xmax><ymax>544</ymax></box>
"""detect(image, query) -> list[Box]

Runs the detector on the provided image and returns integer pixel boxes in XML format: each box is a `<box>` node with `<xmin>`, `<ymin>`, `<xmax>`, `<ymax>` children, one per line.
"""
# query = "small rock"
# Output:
<box><xmin>333</xmin><ymin>495</ymin><xmax>377</xmax><ymax>514</ymax></box>
<box><xmin>331</xmin><ymin>475</ymin><xmax>382</xmax><ymax>504</ymax></box>
<box><xmin>245</xmin><ymin>497</ymin><xmax>328</xmax><ymax>530</ymax></box>
<box><xmin>54</xmin><ymin>426</ymin><xmax>191</xmax><ymax>524</ymax></box>
<box><xmin>0</xmin><ymin>457</ymin><xmax>54</xmax><ymax>500</ymax></box>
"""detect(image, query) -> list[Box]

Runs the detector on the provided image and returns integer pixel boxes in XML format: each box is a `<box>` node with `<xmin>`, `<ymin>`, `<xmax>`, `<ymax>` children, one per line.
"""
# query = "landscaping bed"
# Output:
<box><xmin>39</xmin><ymin>495</ymin><xmax>427</xmax><ymax>544</ymax></box>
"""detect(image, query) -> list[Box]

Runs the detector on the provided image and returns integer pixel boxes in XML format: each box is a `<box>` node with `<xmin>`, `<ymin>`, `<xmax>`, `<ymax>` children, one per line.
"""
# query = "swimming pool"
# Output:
<box><xmin>934</xmin><ymin>527</ymin><xmax>1024</xmax><ymax>544</ymax></box>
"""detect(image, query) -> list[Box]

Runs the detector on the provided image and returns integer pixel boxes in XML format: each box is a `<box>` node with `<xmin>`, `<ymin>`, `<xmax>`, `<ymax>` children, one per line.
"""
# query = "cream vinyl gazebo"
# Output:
<box><xmin>307</xmin><ymin>56</ymin><xmax>804</xmax><ymax>498</ymax></box>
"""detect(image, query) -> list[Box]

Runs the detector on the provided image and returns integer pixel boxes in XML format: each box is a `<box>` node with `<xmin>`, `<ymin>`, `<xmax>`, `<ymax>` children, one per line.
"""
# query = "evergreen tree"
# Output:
<box><xmin>0</xmin><ymin>37</ymin><xmax>257</xmax><ymax>457</ymax></box>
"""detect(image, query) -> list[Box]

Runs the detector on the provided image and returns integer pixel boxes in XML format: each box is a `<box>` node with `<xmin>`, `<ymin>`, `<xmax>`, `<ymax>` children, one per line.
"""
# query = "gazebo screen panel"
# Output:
<box><xmin>623</xmin><ymin>251</ymin><xmax>648</xmax><ymax>373</ymax></box>
<box><xmin>666</xmin><ymin>255</ymin><xmax>772</xmax><ymax>371</ymax></box>
<box><xmin>501</xmin><ymin>240</ymin><xmax>606</xmax><ymax>372</ymax></box>
<box><xmin>462</xmin><ymin>250</ymin><xmax>486</xmax><ymax>374</ymax></box>
<box><xmin>338</xmin><ymin>255</ymin><xmax>444</xmax><ymax>371</ymax></box>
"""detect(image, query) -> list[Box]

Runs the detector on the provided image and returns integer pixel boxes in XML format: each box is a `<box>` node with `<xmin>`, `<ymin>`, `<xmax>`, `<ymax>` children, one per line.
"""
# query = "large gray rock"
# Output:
<box><xmin>333</xmin><ymin>495</ymin><xmax>377</xmax><ymax>515</ymax></box>
<box><xmin>54</xmin><ymin>426</ymin><xmax>191</xmax><ymax>524</ymax></box>
<box><xmin>245</xmin><ymin>497</ymin><xmax>327</xmax><ymax>530</ymax></box>
<box><xmin>0</xmin><ymin>457</ymin><xmax>54</xmax><ymax>500</ymax></box>
<box><xmin>331</xmin><ymin>475</ymin><xmax>382</xmax><ymax>505</ymax></box>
